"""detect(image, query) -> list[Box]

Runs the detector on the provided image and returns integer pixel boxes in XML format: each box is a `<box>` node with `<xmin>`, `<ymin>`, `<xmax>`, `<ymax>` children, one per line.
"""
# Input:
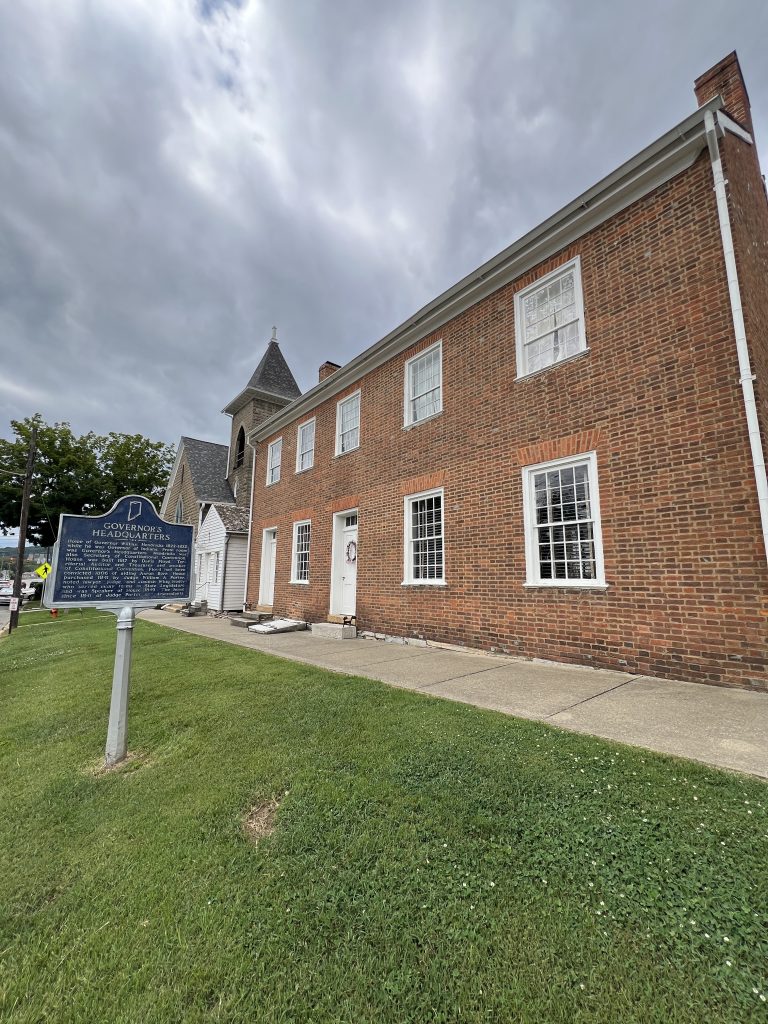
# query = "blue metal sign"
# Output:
<box><xmin>46</xmin><ymin>495</ymin><xmax>194</xmax><ymax>608</ymax></box>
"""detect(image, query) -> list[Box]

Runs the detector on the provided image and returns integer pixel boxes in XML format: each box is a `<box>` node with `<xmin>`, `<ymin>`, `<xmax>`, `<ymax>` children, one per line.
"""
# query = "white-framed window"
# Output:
<box><xmin>403</xmin><ymin>487</ymin><xmax>445</xmax><ymax>585</ymax></box>
<box><xmin>291</xmin><ymin>520</ymin><xmax>311</xmax><ymax>583</ymax></box>
<box><xmin>296</xmin><ymin>418</ymin><xmax>316</xmax><ymax>472</ymax></box>
<box><xmin>335</xmin><ymin>391</ymin><xmax>360</xmax><ymax>455</ymax></box>
<box><xmin>266</xmin><ymin>437</ymin><xmax>282</xmax><ymax>485</ymax></box>
<box><xmin>404</xmin><ymin>340</ymin><xmax>442</xmax><ymax>426</ymax></box>
<box><xmin>514</xmin><ymin>257</ymin><xmax>587</xmax><ymax>378</ymax></box>
<box><xmin>522</xmin><ymin>451</ymin><xmax>606</xmax><ymax>587</ymax></box>
<box><xmin>175</xmin><ymin>498</ymin><xmax>184</xmax><ymax>524</ymax></box>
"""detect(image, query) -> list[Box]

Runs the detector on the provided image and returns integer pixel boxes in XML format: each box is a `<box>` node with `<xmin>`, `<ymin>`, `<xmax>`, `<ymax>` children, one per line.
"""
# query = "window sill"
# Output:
<box><xmin>290</xmin><ymin>580</ymin><xmax>310</xmax><ymax>586</ymax></box>
<box><xmin>403</xmin><ymin>409</ymin><xmax>443</xmax><ymax>431</ymax></box>
<box><xmin>515</xmin><ymin>347</ymin><xmax>590</xmax><ymax>382</ymax></box>
<box><xmin>333</xmin><ymin>447</ymin><xmax>360</xmax><ymax>458</ymax></box>
<box><xmin>401</xmin><ymin>580</ymin><xmax>447</xmax><ymax>587</ymax></box>
<box><xmin>295</xmin><ymin>466</ymin><xmax>314</xmax><ymax>475</ymax></box>
<box><xmin>523</xmin><ymin>581</ymin><xmax>609</xmax><ymax>591</ymax></box>
<box><xmin>265</xmin><ymin>480</ymin><xmax>280</xmax><ymax>487</ymax></box>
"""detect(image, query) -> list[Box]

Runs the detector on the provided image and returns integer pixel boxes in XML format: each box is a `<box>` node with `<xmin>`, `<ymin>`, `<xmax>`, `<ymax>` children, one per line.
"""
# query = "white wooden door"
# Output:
<box><xmin>202</xmin><ymin>552</ymin><xmax>218</xmax><ymax>605</ymax></box>
<box><xmin>339</xmin><ymin>514</ymin><xmax>358</xmax><ymax>616</ymax></box>
<box><xmin>205</xmin><ymin>553</ymin><xmax>214</xmax><ymax>603</ymax></box>
<box><xmin>260</xmin><ymin>529</ymin><xmax>277</xmax><ymax>606</ymax></box>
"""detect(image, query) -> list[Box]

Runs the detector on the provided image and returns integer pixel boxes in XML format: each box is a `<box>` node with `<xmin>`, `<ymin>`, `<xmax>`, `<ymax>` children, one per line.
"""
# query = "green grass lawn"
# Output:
<box><xmin>1</xmin><ymin>612</ymin><xmax>766</xmax><ymax>1023</ymax></box>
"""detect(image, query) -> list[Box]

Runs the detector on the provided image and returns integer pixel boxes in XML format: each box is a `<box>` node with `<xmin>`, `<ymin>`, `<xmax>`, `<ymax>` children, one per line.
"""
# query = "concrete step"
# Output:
<box><xmin>230</xmin><ymin>612</ymin><xmax>272</xmax><ymax>629</ymax></box>
<box><xmin>311</xmin><ymin>622</ymin><xmax>357</xmax><ymax>640</ymax></box>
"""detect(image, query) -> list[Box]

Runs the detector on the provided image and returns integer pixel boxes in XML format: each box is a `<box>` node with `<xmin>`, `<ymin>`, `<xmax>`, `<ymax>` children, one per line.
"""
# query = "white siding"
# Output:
<box><xmin>195</xmin><ymin>508</ymin><xmax>226</xmax><ymax>611</ymax></box>
<box><xmin>194</xmin><ymin>507</ymin><xmax>247</xmax><ymax>612</ymax></box>
<box><xmin>222</xmin><ymin>535</ymin><xmax>248</xmax><ymax>611</ymax></box>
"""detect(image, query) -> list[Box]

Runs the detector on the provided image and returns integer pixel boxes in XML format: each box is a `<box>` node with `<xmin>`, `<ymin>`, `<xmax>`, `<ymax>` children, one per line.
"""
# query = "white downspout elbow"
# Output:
<box><xmin>704</xmin><ymin>110</ymin><xmax>768</xmax><ymax>566</ymax></box>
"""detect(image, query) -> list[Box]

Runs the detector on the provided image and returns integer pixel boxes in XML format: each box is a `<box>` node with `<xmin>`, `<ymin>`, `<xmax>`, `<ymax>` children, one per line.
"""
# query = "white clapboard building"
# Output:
<box><xmin>193</xmin><ymin>504</ymin><xmax>250</xmax><ymax>612</ymax></box>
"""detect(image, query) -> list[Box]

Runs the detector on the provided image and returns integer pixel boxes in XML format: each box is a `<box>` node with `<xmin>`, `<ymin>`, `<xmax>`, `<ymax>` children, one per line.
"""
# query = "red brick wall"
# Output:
<box><xmin>694</xmin><ymin>52</ymin><xmax>753</xmax><ymax>134</ymax></box>
<box><xmin>247</xmin><ymin>149</ymin><xmax>768</xmax><ymax>689</ymax></box>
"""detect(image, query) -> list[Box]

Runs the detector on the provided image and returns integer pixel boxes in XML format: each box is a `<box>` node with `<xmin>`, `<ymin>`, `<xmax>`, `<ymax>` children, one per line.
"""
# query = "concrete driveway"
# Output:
<box><xmin>140</xmin><ymin>610</ymin><xmax>768</xmax><ymax>779</ymax></box>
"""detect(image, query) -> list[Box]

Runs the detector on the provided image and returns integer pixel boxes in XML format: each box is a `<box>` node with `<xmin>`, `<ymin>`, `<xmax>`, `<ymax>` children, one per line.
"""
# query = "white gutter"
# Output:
<box><xmin>241</xmin><ymin>439</ymin><xmax>258</xmax><ymax>611</ymax></box>
<box><xmin>704</xmin><ymin>109</ymin><xmax>768</xmax><ymax>565</ymax></box>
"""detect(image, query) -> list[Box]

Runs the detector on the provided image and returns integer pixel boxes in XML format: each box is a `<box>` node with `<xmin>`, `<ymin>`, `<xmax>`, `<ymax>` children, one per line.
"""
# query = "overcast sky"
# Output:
<box><xmin>1</xmin><ymin>0</ymin><xmax>767</xmax><ymax>451</ymax></box>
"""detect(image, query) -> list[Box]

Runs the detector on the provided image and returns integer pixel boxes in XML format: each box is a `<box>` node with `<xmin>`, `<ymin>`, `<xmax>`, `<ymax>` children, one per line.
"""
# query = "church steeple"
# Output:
<box><xmin>243</xmin><ymin>328</ymin><xmax>301</xmax><ymax>401</ymax></box>
<box><xmin>222</xmin><ymin>328</ymin><xmax>301</xmax><ymax>416</ymax></box>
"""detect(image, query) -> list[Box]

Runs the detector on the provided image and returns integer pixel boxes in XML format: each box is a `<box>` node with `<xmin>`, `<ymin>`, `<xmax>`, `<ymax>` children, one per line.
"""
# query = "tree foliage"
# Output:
<box><xmin>0</xmin><ymin>415</ymin><xmax>175</xmax><ymax>549</ymax></box>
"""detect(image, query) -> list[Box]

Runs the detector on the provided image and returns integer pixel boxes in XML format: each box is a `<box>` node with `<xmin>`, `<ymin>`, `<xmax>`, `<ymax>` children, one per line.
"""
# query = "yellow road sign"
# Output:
<box><xmin>35</xmin><ymin>562</ymin><xmax>52</xmax><ymax>579</ymax></box>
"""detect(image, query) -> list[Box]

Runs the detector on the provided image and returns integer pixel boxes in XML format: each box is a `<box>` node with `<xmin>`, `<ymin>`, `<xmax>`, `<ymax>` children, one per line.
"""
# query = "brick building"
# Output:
<box><xmin>245</xmin><ymin>54</ymin><xmax>768</xmax><ymax>689</ymax></box>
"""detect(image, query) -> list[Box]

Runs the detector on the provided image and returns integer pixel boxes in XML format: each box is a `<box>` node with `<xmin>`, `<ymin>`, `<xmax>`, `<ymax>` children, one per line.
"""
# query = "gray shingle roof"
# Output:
<box><xmin>212</xmin><ymin>504</ymin><xmax>250</xmax><ymax>534</ymax></box>
<box><xmin>246</xmin><ymin>340</ymin><xmax>301</xmax><ymax>399</ymax></box>
<box><xmin>181</xmin><ymin>437</ymin><xmax>234</xmax><ymax>504</ymax></box>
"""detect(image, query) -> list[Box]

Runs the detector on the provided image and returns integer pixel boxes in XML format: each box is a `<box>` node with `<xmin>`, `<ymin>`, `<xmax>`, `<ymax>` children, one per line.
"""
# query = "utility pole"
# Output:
<box><xmin>9</xmin><ymin>426</ymin><xmax>37</xmax><ymax>633</ymax></box>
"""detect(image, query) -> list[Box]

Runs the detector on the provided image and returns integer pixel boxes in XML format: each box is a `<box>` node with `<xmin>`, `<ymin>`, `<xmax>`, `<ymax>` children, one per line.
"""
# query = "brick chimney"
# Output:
<box><xmin>694</xmin><ymin>52</ymin><xmax>752</xmax><ymax>135</ymax></box>
<box><xmin>319</xmin><ymin>361</ymin><xmax>341</xmax><ymax>383</ymax></box>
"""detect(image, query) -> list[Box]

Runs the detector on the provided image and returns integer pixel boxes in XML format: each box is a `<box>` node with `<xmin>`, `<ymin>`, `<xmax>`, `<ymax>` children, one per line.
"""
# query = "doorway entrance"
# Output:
<box><xmin>259</xmin><ymin>528</ymin><xmax>277</xmax><ymax>606</ymax></box>
<box><xmin>330</xmin><ymin>510</ymin><xmax>358</xmax><ymax>616</ymax></box>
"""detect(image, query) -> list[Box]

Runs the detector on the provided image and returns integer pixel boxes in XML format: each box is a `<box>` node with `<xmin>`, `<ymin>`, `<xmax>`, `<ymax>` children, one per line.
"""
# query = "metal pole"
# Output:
<box><xmin>105</xmin><ymin>606</ymin><xmax>135</xmax><ymax>766</ymax></box>
<box><xmin>9</xmin><ymin>426</ymin><xmax>37</xmax><ymax>633</ymax></box>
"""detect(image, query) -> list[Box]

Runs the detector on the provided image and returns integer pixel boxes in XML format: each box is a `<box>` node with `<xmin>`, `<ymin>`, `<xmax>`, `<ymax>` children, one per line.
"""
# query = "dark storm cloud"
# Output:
<box><xmin>1</xmin><ymin>0</ymin><xmax>766</xmax><ymax>448</ymax></box>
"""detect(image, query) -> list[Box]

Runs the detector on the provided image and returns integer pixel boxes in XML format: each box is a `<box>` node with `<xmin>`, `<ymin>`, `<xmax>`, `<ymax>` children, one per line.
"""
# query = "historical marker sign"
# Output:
<box><xmin>46</xmin><ymin>495</ymin><xmax>194</xmax><ymax>609</ymax></box>
<box><xmin>44</xmin><ymin>495</ymin><xmax>195</xmax><ymax>767</ymax></box>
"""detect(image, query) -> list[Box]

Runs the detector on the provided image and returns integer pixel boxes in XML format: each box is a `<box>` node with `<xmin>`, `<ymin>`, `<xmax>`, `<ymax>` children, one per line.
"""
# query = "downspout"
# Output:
<box><xmin>704</xmin><ymin>110</ymin><xmax>768</xmax><ymax>566</ymax></box>
<box><xmin>220</xmin><ymin>535</ymin><xmax>230</xmax><ymax>613</ymax></box>
<box><xmin>241</xmin><ymin>439</ymin><xmax>258</xmax><ymax>611</ymax></box>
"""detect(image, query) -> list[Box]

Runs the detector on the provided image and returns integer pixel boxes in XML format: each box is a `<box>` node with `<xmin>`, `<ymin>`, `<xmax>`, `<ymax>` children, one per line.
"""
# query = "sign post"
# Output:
<box><xmin>105</xmin><ymin>607</ymin><xmax>136</xmax><ymax>766</ymax></box>
<box><xmin>44</xmin><ymin>495</ymin><xmax>194</xmax><ymax>767</ymax></box>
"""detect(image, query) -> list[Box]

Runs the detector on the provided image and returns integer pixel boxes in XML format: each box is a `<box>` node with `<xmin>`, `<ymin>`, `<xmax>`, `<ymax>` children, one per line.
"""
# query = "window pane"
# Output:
<box><xmin>409</xmin><ymin>494</ymin><xmax>443</xmax><ymax>580</ymax></box>
<box><xmin>298</xmin><ymin>421</ymin><xmax>315</xmax><ymax>470</ymax></box>
<box><xmin>531</xmin><ymin>460</ymin><xmax>597</xmax><ymax>582</ymax></box>
<box><xmin>294</xmin><ymin>523</ymin><xmax>311</xmax><ymax>581</ymax></box>
<box><xmin>519</xmin><ymin>265</ymin><xmax>583</xmax><ymax>373</ymax></box>
<box><xmin>408</xmin><ymin>346</ymin><xmax>442</xmax><ymax>423</ymax></box>
<box><xmin>268</xmin><ymin>439</ymin><xmax>282</xmax><ymax>483</ymax></box>
<box><xmin>338</xmin><ymin>396</ymin><xmax>360</xmax><ymax>451</ymax></box>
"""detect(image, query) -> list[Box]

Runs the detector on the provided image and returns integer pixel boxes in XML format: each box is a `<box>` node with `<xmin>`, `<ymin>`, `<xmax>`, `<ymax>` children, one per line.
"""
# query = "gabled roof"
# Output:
<box><xmin>208</xmin><ymin>503</ymin><xmax>250</xmax><ymax>534</ymax></box>
<box><xmin>223</xmin><ymin>336</ymin><xmax>301</xmax><ymax>415</ymax></box>
<box><xmin>179</xmin><ymin>436</ymin><xmax>234</xmax><ymax>505</ymax></box>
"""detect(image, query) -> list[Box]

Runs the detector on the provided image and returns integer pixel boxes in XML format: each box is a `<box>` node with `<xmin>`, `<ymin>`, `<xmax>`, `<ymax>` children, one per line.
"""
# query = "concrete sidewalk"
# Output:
<box><xmin>140</xmin><ymin>609</ymin><xmax>768</xmax><ymax>780</ymax></box>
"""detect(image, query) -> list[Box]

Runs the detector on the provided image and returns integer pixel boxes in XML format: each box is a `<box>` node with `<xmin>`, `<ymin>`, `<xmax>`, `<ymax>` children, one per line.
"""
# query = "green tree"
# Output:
<box><xmin>0</xmin><ymin>415</ymin><xmax>175</xmax><ymax>550</ymax></box>
<box><xmin>95</xmin><ymin>432</ymin><xmax>175</xmax><ymax>510</ymax></box>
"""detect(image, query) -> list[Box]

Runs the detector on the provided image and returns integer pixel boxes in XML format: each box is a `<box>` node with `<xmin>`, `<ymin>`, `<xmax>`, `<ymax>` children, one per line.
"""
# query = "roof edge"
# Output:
<box><xmin>222</xmin><ymin>386</ymin><xmax>297</xmax><ymax>417</ymax></box>
<box><xmin>250</xmin><ymin>96</ymin><xmax>722</xmax><ymax>444</ymax></box>
<box><xmin>160</xmin><ymin>437</ymin><xmax>186</xmax><ymax>516</ymax></box>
